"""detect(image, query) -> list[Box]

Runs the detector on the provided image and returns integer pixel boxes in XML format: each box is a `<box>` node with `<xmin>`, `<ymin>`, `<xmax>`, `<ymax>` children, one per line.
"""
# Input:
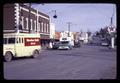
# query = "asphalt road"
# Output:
<box><xmin>4</xmin><ymin>44</ymin><xmax>116</xmax><ymax>80</ymax></box>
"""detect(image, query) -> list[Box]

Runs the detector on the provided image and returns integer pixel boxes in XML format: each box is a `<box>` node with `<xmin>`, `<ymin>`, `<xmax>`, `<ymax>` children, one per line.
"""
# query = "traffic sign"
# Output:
<box><xmin>108</xmin><ymin>26</ymin><xmax>115</xmax><ymax>33</ymax></box>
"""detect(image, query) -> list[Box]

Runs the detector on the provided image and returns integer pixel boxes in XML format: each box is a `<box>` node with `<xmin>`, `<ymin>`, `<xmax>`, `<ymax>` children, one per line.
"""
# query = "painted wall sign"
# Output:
<box><xmin>24</xmin><ymin>38</ymin><xmax>40</xmax><ymax>46</ymax></box>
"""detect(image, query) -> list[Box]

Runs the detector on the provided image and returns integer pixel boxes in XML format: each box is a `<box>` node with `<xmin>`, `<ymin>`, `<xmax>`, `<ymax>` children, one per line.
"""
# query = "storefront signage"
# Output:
<box><xmin>24</xmin><ymin>38</ymin><xmax>40</xmax><ymax>46</ymax></box>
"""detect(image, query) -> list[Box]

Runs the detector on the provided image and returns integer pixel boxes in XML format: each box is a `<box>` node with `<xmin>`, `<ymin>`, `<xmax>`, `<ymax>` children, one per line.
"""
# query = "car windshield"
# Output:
<box><xmin>59</xmin><ymin>41</ymin><xmax>69</xmax><ymax>46</ymax></box>
<box><xmin>61</xmin><ymin>41</ymin><xmax>69</xmax><ymax>44</ymax></box>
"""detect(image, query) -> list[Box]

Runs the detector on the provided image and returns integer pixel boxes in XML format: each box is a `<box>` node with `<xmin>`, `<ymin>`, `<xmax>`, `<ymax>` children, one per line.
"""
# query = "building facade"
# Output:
<box><xmin>73</xmin><ymin>32</ymin><xmax>80</xmax><ymax>43</ymax></box>
<box><xmin>79</xmin><ymin>32</ymin><xmax>89</xmax><ymax>44</ymax></box>
<box><xmin>55</xmin><ymin>31</ymin><xmax>60</xmax><ymax>42</ymax></box>
<box><xmin>50</xmin><ymin>23</ymin><xmax>55</xmax><ymax>39</ymax></box>
<box><xmin>3</xmin><ymin>3</ymin><xmax>50</xmax><ymax>47</ymax></box>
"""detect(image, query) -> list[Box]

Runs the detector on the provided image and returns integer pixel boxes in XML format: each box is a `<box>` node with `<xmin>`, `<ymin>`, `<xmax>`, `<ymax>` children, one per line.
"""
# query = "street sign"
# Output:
<box><xmin>108</xmin><ymin>26</ymin><xmax>115</xmax><ymax>33</ymax></box>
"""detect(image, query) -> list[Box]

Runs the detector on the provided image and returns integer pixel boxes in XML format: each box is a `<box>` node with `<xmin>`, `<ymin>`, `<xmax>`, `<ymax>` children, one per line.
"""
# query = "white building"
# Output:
<box><xmin>79</xmin><ymin>32</ymin><xmax>89</xmax><ymax>44</ymax></box>
<box><xmin>74</xmin><ymin>32</ymin><xmax>80</xmax><ymax>43</ymax></box>
<box><xmin>50</xmin><ymin>23</ymin><xmax>55</xmax><ymax>39</ymax></box>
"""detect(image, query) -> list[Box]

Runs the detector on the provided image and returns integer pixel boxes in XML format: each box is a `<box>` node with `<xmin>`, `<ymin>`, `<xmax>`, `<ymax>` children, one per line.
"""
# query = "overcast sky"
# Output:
<box><xmin>31</xmin><ymin>3</ymin><xmax>116</xmax><ymax>33</ymax></box>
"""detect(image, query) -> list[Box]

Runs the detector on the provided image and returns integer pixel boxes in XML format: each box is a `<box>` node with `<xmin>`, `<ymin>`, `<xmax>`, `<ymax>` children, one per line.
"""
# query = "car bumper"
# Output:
<box><xmin>58</xmin><ymin>46</ymin><xmax>70</xmax><ymax>50</ymax></box>
<box><xmin>101</xmin><ymin>43</ymin><xmax>108</xmax><ymax>46</ymax></box>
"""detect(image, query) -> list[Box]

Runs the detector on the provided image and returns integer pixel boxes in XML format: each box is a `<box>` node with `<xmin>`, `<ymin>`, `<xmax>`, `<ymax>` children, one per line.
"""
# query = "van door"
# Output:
<box><xmin>15</xmin><ymin>37</ymin><xmax>24</xmax><ymax>57</ymax></box>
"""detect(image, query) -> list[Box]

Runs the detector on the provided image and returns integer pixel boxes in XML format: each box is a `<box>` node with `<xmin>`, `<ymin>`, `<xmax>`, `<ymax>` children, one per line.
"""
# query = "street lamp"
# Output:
<box><xmin>47</xmin><ymin>10</ymin><xmax>57</xmax><ymax>43</ymax></box>
<box><xmin>30</xmin><ymin>3</ymin><xmax>57</xmax><ymax>19</ymax></box>
<box><xmin>47</xmin><ymin>10</ymin><xmax>57</xmax><ymax>19</ymax></box>
<box><xmin>53</xmin><ymin>10</ymin><xmax>57</xmax><ymax>18</ymax></box>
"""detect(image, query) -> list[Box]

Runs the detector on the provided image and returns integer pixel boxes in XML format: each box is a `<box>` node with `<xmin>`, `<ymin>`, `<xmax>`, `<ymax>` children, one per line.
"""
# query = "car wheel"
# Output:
<box><xmin>4</xmin><ymin>52</ymin><xmax>13</xmax><ymax>62</ymax></box>
<box><xmin>32</xmin><ymin>50</ymin><xmax>39</xmax><ymax>58</ymax></box>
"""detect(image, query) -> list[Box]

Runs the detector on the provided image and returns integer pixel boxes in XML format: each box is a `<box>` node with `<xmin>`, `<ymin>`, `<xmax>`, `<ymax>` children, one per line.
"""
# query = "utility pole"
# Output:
<box><xmin>108</xmin><ymin>6</ymin><xmax>115</xmax><ymax>49</ymax></box>
<box><xmin>67</xmin><ymin>22</ymin><xmax>72</xmax><ymax>37</ymax></box>
<box><xmin>110</xmin><ymin>6</ymin><xmax>114</xmax><ymax>26</ymax></box>
<box><xmin>110</xmin><ymin>15</ymin><xmax>115</xmax><ymax>49</ymax></box>
<box><xmin>53</xmin><ymin>10</ymin><xmax>57</xmax><ymax>18</ymax></box>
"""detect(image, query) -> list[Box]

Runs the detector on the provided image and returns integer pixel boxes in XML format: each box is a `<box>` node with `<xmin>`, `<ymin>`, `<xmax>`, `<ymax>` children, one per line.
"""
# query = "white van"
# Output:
<box><xmin>3</xmin><ymin>33</ymin><xmax>41</xmax><ymax>62</ymax></box>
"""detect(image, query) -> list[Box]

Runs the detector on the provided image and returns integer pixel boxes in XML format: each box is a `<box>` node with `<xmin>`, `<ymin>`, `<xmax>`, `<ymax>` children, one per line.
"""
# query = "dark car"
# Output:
<box><xmin>74</xmin><ymin>41</ymin><xmax>81</xmax><ymax>48</ymax></box>
<box><xmin>52</xmin><ymin>42</ymin><xmax>60</xmax><ymax>49</ymax></box>
<box><xmin>100</xmin><ymin>38</ymin><xmax>109</xmax><ymax>46</ymax></box>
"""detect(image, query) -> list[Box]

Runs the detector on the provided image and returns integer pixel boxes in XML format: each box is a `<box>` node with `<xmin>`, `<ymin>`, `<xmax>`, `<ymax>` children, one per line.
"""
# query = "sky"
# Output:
<box><xmin>31</xmin><ymin>3</ymin><xmax>116</xmax><ymax>33</ymax></box>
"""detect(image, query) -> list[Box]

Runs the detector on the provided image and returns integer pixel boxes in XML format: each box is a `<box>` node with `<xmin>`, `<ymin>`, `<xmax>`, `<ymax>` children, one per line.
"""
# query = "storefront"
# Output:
<box><xmin>40</xmin><ymin>34</ymin><xmax>50</xmax><ymax>48</ymax></box>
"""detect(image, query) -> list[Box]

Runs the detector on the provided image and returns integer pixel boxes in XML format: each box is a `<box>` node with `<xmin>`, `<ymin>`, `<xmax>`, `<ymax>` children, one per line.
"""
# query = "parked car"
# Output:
<box><xmin>74</xmin><ymin>41</ymin><xmax>81</xmax><ymax>48</ymax></box>
<box><xmin>58</xmin><ymin>42</ymin><xmax>72</xmax><ymax>50</ymax></box>
<box><xmin>52</xmin><ymin>42</ymin><xmax>60</xmax><ymax>49</ymax></box>
<box><xmin>100</xmin><ymin>38</ymin><xmax>109</xmax><ymax>46</ymax></box>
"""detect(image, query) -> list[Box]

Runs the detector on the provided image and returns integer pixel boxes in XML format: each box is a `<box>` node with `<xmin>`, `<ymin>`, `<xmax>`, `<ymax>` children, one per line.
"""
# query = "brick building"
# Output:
<box><xmin>3</xmin><ymin>3</ymin><xmax>50</xmax><ymax>47</ymax></box>
<box><xmin>55</xmin><ymin>31</ymin><xmax>60</xmax><ymax>42</ymax></box>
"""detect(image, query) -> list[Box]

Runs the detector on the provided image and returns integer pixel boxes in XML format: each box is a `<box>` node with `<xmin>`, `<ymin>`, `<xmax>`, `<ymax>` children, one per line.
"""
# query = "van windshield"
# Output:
<box><xmin>8</xmin><ymin>38</ymin><xmax>15</xmax><ymax>44</ymax></box>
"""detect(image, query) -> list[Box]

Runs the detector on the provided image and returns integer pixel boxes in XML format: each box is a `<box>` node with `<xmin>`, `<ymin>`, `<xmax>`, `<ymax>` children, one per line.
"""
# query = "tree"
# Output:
<box><xmin>99</xmin><ymin>27</ymin><xmax>109</xmax><ymax>38</ymax></box>
<box><xmin>96</xmin><ymin>31</ymin><xmax>100</xmax><ymax>36</ymax></box>
<box><xmin>100</xmin><ymin>28</ymin><xmax>105</xmax><ymax>38</ymax></box>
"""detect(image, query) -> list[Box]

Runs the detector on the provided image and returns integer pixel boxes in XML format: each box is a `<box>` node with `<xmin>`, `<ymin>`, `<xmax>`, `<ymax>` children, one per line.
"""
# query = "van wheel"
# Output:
<box><xmin>4</xmin><ymin>52</ymin><xmax>13</xmax><ymax>62</ymax></box>
<box><xmin>32</xmin><ymin>50</ymin><xmax>39</xmax><ymax>58</ymax></box>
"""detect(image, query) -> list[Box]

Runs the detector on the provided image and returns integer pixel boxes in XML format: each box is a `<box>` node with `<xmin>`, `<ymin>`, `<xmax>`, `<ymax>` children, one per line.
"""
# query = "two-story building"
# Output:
<box><xmin>3</xmin><ymin>3</ymin><xmax>50</xmax><ymax>47</ymax></box>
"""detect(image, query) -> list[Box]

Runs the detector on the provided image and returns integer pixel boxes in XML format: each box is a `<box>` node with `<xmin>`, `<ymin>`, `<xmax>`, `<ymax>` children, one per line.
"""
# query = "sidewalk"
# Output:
<box><xmin>108</xmin><ymin>45</ymin><xmax>117</xmax><ymax>50</ymax></box>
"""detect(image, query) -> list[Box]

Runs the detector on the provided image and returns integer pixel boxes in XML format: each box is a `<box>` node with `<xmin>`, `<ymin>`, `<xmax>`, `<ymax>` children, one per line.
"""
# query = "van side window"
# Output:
<box><xmin>4</xmin><ymin>38</ymin><xmax>7</xmax><ymax>44</ymax></box>
<box><xmin>8</xmin><ymin>38</ymin><xmax>15</xmax><ymax>44</ymax></box>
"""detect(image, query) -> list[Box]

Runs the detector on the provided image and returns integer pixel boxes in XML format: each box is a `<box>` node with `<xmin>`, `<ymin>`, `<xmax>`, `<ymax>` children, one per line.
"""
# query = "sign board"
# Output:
<box><xmin>24</xmin><ymin>38</ymin><xmax>40</xmax><ymax>46</ymax></box>
<box><xmin>108</xmin><ymin>26</ymin><xmax>115</xmax><ymax>33</ymax></box>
